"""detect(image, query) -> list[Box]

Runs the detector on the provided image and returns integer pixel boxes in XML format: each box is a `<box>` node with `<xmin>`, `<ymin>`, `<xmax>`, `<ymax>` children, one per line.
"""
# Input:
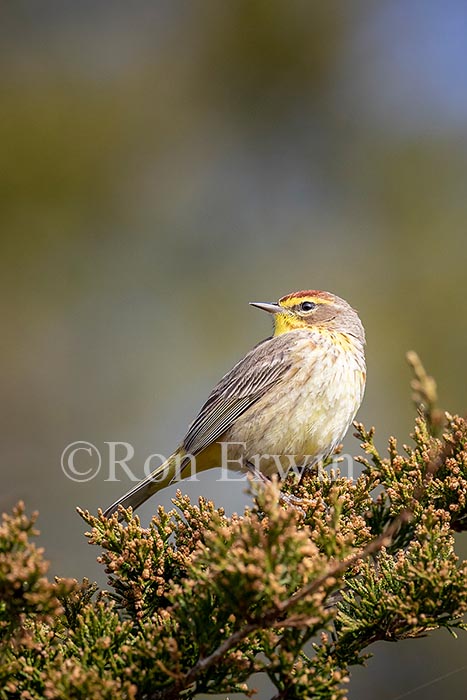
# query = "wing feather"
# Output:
<box><xmin>183</xmin><ymin>334</ymin><xmax>298</xmax><ymax>455</ymax></box>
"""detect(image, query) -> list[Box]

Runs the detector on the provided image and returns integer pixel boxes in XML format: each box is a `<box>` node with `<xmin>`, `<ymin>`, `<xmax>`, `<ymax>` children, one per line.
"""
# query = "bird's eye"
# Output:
<box><xmin>300</xmin><ymin>301</ymin><xmax>316</xmax><ymax>312</ymax></box>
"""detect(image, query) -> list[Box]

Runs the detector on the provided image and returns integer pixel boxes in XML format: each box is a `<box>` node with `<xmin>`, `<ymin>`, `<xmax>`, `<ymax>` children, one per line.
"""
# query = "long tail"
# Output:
<box><xmin>103</xmin><ymin>448</ymin><xmax>188</xmax><ymax>519</ymax></box>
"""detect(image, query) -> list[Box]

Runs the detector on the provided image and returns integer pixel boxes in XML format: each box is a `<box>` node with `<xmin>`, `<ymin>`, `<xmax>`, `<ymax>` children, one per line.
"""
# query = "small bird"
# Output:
<box><xmin>104</xmin><ymin>290</ymin><xmax>366</xmax><ymax>518</ymax></box>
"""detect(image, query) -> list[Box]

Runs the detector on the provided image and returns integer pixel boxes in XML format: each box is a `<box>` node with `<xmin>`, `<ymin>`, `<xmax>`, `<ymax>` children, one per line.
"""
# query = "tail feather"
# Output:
<box><xmin>103</xmin><ymin>451</ymin><xmax>185</xmax><ymax>519</ymax></box>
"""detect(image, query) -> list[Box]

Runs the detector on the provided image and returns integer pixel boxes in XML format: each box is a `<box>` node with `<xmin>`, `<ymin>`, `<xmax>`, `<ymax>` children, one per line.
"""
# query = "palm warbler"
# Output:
<box><xmin>104</xmin><ymin>290</ymin><xmax>366</xmax><ymax>518</ymax></box>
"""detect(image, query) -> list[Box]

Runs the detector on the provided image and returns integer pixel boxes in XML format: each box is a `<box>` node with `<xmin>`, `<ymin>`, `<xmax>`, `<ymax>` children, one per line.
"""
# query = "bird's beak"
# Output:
<box><xmin>249</xmin><ymin>301</ymin><xmax>281</xmax><ymax>314</ymax></box>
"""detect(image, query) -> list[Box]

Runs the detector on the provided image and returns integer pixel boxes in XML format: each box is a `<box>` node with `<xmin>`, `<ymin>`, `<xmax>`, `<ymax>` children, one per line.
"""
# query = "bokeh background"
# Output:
<box><xmin>2</xmin><ymin>2</ymin><xmax>467</xmax><ymax>698</ymax></box>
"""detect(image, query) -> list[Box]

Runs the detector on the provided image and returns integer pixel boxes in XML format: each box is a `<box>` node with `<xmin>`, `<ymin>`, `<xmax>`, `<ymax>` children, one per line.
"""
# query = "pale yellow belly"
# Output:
<box><xmin>223</xmin><ymin>335</ymin><xmax>365</xmax><ymax>476</ymax></box>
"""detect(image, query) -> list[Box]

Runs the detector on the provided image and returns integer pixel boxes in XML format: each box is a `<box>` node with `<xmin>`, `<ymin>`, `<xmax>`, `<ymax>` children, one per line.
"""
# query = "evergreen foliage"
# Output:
<box><xmin>1</xmin><ymin>354</ymin><xmax>467</xmax><ymax>699</ymax></box>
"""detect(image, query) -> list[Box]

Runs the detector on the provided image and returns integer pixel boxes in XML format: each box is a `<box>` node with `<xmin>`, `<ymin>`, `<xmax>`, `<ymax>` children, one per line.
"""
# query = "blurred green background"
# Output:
<box><xmin>2</xmin><ymin>2</ymin><xmax>467</xmax><ymax>698</ymax></box>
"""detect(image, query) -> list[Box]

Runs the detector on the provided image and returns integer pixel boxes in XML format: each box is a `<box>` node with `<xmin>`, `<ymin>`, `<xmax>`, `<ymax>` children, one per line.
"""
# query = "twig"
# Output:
<box><xmin>406</xmin><ymin>351</ymin><xmax>445</xmax><ymax>435</ymax></box>
<box><xmin>148</xmin><ymin>512</ymin><xmax>409</xmax><ymax>700</ymax></box>
<box><xmin>276</xmin><ymin>511</ymin><xmax>410</xmax><ymax>617</ymax></box>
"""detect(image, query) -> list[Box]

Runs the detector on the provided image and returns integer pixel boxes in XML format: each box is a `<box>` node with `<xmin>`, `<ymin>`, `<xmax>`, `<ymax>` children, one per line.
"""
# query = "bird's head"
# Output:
<box><xmin>250</xmin><ymin>290</ymin><xmax>365</xmax><ymax>343</ymax></box>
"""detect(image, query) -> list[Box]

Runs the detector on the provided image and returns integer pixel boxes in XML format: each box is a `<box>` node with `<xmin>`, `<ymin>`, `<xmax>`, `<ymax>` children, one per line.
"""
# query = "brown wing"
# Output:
<box><xmin>183</xmin><ymin>334</ymin><xmax>298</xmax><ymax>455</ymax></box>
